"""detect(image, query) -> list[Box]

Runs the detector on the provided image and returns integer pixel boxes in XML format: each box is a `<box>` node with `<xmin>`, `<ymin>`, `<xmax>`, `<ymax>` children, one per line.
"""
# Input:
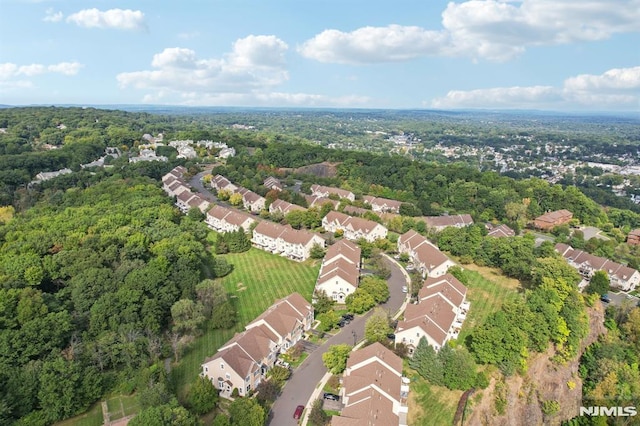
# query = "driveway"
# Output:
<box><xmin>267</xmin><ymin>256</ymin><xmax>408</xmax><ymax>426</ymax></box>
<box><xmin>605</xmin><ymin>291</ymin><xmax>639</xmax><ymax>308</ymax></box>
<box><xmin>189</xmin><ymin>170</ymin><xmax>219</xmax><ymax>204</ymax></box>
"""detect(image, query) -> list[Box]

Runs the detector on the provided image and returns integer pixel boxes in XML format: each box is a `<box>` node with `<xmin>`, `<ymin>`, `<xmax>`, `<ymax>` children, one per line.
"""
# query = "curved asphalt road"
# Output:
<box><xmin>268</xmin><ymin>256</ymin><xmax>409</xmax><ymax>426</ymax></box>
<box><xmin>185</xmin><ymin>170</ymin><xmax>409</xmax><ymax>425</ymax></box>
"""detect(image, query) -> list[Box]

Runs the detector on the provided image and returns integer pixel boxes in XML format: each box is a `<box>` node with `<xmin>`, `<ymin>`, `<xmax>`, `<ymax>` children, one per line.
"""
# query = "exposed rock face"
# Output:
<box><xmin>465</xmin><ymin>305</ymin><xmax>606</xmax><ymax>426</ymax></box>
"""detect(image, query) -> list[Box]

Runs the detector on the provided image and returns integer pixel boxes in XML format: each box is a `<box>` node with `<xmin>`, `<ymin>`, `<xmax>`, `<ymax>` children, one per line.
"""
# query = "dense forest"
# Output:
<box><xmin>0</xmin><ymin>177</ymin><xmax>230</xmax><ymax>425</ymax></box>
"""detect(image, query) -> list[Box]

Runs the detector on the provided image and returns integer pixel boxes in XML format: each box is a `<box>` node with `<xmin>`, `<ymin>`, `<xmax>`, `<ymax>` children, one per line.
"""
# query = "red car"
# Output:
<box><xmin>293</xmin><ymin>405</ymin><xmax>304</xmax><ymax>420</ymax></box>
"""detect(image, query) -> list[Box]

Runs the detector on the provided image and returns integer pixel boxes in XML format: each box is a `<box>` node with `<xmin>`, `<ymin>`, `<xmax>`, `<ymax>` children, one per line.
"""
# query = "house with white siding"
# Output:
<box><xmin>322</xmin><ymin>211</ymin><xmax>388</xmax><ymax>243</ymax></box>
<box><xmin>397</xmin><ymin>230</ymin><xmax>456</xmax><ymax>278</ymax></box>
<box><xmin>315</xmin><ymin>240</ymin><xmax>361</xmax><ymax>304</ymax></box>
<box><xmin>556</xmin><ymin>243</ymin><xmax>640</xmax><ymax>291</ymax></box>
<box><xmin>201</xmin><ymin>293</ymin><xmax>313</xmax><ymax>398</ymax></box>
<box><xmin>251</xmin><ymin>221</ymin><xmax>325</xmax><ymax>261</ymax></box>
<box><xmin>311</xmin><ymin>184</ymin><xmax>355</xmax><ymax>202</ymax></box>
<box><xmin>395</xmin><ymin>274</ymin><xmax>469</xmax><ymax>354</ymax></box>
<box><xmin>331</xmin><ymin>343</ymin><xmax>408</xmax><ymax>426</ymax></box>
<box><xmin>206</xmin><ymin>205</ymin><xmax>256</xmax><ymax>233</ymax></box>
<box><xmin>363</xmin><ymin>196</ymin><xmax>403</xmax><ymax>214</ymax></box>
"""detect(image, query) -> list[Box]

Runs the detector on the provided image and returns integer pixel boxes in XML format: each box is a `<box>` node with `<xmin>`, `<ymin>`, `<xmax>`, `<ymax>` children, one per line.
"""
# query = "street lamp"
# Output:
<box><xmin>352</xmin><ymin>330</ymin><xmax>357</xmax><ymax>346</ymax></box>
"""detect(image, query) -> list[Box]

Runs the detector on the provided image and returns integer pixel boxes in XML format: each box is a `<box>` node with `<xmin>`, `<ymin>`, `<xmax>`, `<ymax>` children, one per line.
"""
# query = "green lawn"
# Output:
<box><xmin>456</xmin><ymin>264</ymin><xmax>521</xmax><ymax>343</ymax></box>
<box><xmin>54</xmin><ymin>403</ymin><xmax>103</xmax><ymax>426</ymax></box>
<box><xmin>104</xmin><ymin>394</ymin><xmax>139</xmax><ymax>421</ymax></box>
<box><xmin>173</xmin><ymin>247</ymin><xmax>321</xmax><ymax>396</ymax></box>
<box><xmin>408</xmin><ymin>376</ymin><xmax>461</xmax><ymax>426</ymax></box>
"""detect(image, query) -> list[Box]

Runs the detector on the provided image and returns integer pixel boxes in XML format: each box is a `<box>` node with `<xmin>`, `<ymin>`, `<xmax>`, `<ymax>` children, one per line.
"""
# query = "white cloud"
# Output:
<box><xmin>47</xmin><ymin>62</ymin><xmax>84</xmax><ymax>76</ymax></box>
<box><xmin>43</xmin><ymin>8</ymin><xmax>63</xmax><ymax>23</ymax></box>
<box><xmin>430</xmin><ymin>66</ymin><xmax>640</xmax><ymax>109</ymax></box>
<box><xmin>66</xmin><ymin>8</ymin><xmax>146</xmax><ymax>31</ymax></box>
<box><xmin>300</xmin><ymin>0</ymin><xmax>640</xmax><ymax>63</ymax></box>
<box><xmin>118</xmin><ymin>36</ymin><xmax>368</xmax><ymax>106</ymax></box>
<box><xmin>299</xmin><ymin>25</ymin><xmax>448</xmax><ymax>64</ymax></box>
<box><xmin>117</xmin><ymin>36</ymin><xmax>290</xmax><ymax>97</ymax></box>
<box><xmin>0</xmin><ymin>61</ymin><xmax>83</xmax><ymax>78</ymax></box>
<box><xmin>564</xmin><ymin>66</ymin><xmax>640</xmax><ymax>91</ymax></box>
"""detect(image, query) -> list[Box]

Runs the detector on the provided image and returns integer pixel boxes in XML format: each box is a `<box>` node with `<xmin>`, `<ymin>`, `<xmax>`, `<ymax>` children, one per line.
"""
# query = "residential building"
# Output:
<box><xmin>362</xmin><ymin>196</ymin><xmax>403</xmax><ymax>213</ymax></box>
<box><xmin>218</xmin><ymin>147</ymin><xmax>236</xmax><ymax>159</ymax></box>
<box><xmin>176</xmin><ymin>191</ymin><xmax>209</xmax><ymax>213</ymax></box>
<box><xmin>206</xmin><ymin>205</ymin><xmax>256</xmax><ymax>233</ymax></box>
<box><xmin>251</xmin><ymin>221</ymin><xmax>325</xmax><ymax>261</ymax></box>
<box><xmin>201</xmin><ymin>293</ymin><xmax>313</xmax><ymax>398</ymax></box>
<box><xmin>534</xmin><ymin>209</ymin><xmax>573</xmax><ymax>231</ymax></box>
<box><xmin>343</xmin><ymin>205</ymin><xmax>373</xmax><ymax>217</ymax></box>
<box><xmin>486</xmin><ymin>223</ymin><xmax>516</xmax><ymax>238</ymax></box>
<box><xmin>555</xmin><ymin>243</ymin><xmax>640</xmax><ymax>291</ymax></box>
<box><xmin>269</xmin><ymin>199</ymin><xmax>306</xmax><ymax>215</ymax></box>
<box><xmin>322</xmin><ymin>211</ymin><xmax>388</xmax><ymax>242</ymax></box>
<box><xmin>310</xmin><ymin>184</ymin><xmax>355</xmax><ymax>202</ymax></box>
<box><xmin>395</xmin><ymin>274</ymin><xmax>469</xmax><ymax>354</ymax></box>
<box><xmin>627</xmin><ymin>229</ymin><xmax>640</xmax><ymax>245</ymax></box>
<box><xmin>397</xmin><ymin>230</ymin><xmax>456</xmax><ymax>278</ymax></box>
<box><xmin>331</xmin><ymin>343</ymin><xmax>408</xmax><ymax>426</ymax></box>
<box><xmin>315</xmin><ymin>240</ymin><xmax>361</xmax><ymax>303</ymax></box>
<box><xmin>305</xmin><ymin>194</ymin><xmax>339</xmax><ymax>210</ymax></box>
<box><xmin>210</xmin><ymin>174</ymin><xmax>238</xmax><ymax>193</ymax></box>
<box><xmin>237</xmin><ymin>187</ymin><xmax>266</xmax><ymax>212</ymax></box>
<box><xmin>264</xmin><ymin>176</ymin><xmax>283</xmax><ymax>191</ymax></box>
<box><xmin>421</xmin><ymin>214</ymin><xmax>474</xmax><ymax>231</ymax></box>
<box><xmin>34</xmin><ymin>168</ymin><xmax>73</xmax><ymax>182</ymax></box>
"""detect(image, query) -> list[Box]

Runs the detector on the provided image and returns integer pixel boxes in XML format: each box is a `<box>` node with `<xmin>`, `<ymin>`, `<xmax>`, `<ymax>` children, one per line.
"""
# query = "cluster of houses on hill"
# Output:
<box><xmin>211</xmin><ymin>174</ymin><xmax>266</xmax><ymax>213</ymax></box>
<box><xmin>314</xmin><ymin>240</ymin><xmax>362</xmax><ymax>304</ymax></box>
<box><xmin>200</xmin><ymin>293</ymin><xmax>313</xmax><ymax>398</ymax></box>
<box><xmin>251</xmin><ymin>221</ymin><xmax>325</xmax><ymax>262</ymax></box>
<box><xmin>322</xmin><ymin>211</ymin><xmax>388</xmax><ymax>243</ymax></box>
<box><xmin>331</xmin><ymin>343</ymin><xmax>409</xmax><ymax>426</ymax></box>
<box><xmin>394</xmin><ymin>273</ymin><xmax>470</xmax><ymax>353</ymax></box>
<box><xmin>162</xmin><ymin>167</ymin><xmax>211</xmax><ymax>213</ymax></box>
<box><xmin>311</xmin><ymin>184</ymin><xmax>355</xmax><ymax>201</ymax></box>
<box><xmin>556</xmin><ymin>243</ymin><xmax>640</xmax><ymax>291</ymax></box>
<box><xmin>397</xmin><ymin>230</ymin><xmax>456</xmax><ymax>278</ymax></box>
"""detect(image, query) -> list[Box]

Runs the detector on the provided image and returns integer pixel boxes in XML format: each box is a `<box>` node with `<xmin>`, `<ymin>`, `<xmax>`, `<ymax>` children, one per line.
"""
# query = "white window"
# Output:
<box><xmin>225</xmin><ymin>373</ymin><xmax>230</xmax><ymax>380</ymax></box>
<box><xmin>220</xmin><ymin>363</ymin><xmax>224</xmax><ymax>369</ymax></box>
<box><xmin>218</xmin><ymin>379</ymin><xmax>224</xmax><ymax>389</ymax></box>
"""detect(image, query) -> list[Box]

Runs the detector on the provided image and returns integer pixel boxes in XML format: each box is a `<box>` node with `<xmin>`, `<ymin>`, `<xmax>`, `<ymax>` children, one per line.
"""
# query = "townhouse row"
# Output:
<box><xmin>162</xmin><ymin>166</ymin><xmax>211</xmax><ymax>213</ymax></box>
<box><xmin>201</xmin><ymin>293</ymin><xmax>313</xmax><ymax>398</ymax></box>
<box><xmin>205</xmin><ymin>205</ymin><xmax>325</xmax><ymax>261</ymax></box>
<box><xmin>394</xmin><ymin>273</ymin><xmax>470</xmax><ymax>353</ymax></box>
<box><xmin>331</xmin><ymin>343</ymin><xmax>409</xmax><ymax>426</ymax></box>
<box><xmin>556</xmin><ymin>243</ymin><xmax>640</xmax><ymax>291</ymax></box>
<box><xmin>314</xmin><ymin>240</ymin><xmax>362</xmax><ymax>304</ymax></box>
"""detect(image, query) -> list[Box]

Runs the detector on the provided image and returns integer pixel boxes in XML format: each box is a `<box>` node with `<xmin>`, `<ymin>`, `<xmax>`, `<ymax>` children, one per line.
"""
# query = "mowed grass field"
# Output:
<box><xmin>457</xmin><ymin>263</ymin><xmax>522</xmax><ymax>343</ymax></box>
<box><xmin>173</xmin><ymin>247</ymin><xmax>321</xmax><ymax>396</ymax></box>
<box><xmin>410</xmin><ymin>263</ymin><xmax>521</xmax><ymax>425</ymax></box>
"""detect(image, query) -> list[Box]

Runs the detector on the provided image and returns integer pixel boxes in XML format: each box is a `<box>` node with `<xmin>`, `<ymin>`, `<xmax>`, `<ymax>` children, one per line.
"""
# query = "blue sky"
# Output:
<box><xmin>1</xmin><ymin>0</ymin><xmax>639</xmax><ymax>110</ymax></box>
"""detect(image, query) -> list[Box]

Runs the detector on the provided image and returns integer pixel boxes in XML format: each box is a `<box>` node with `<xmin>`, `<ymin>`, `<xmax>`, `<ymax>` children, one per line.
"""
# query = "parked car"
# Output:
<box><xmin>293</xmin><ymin>405</ymin><xmax>304</xmax><ymax>419</ymax></box>
<box><xmin>323</xmin><ymin>392</ymin><xmax>340</xmax><ymax>401</ymax></box>
<box><xmin>600</xmin><ymin>294</ymin><xmax>611</xmax><ymax>303</ymax></box>
<box><xmin>402</xmin><ymin>286</ymin><xmax>408</xmax><ymax>293</ymax></box>
<box><xmin>337</xmin><ymin>319</ymin><xmax>346</xmax><ymax>327</ymax></box>
<box><xmin>387</xmin><ymin>333</ymin><xmax>395</xmax><ymax>340</ymax></box>
<box><xmin>343</xmin><ymin>313</ymin><xmax>354</xmax><ymax>320</ymax></box>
